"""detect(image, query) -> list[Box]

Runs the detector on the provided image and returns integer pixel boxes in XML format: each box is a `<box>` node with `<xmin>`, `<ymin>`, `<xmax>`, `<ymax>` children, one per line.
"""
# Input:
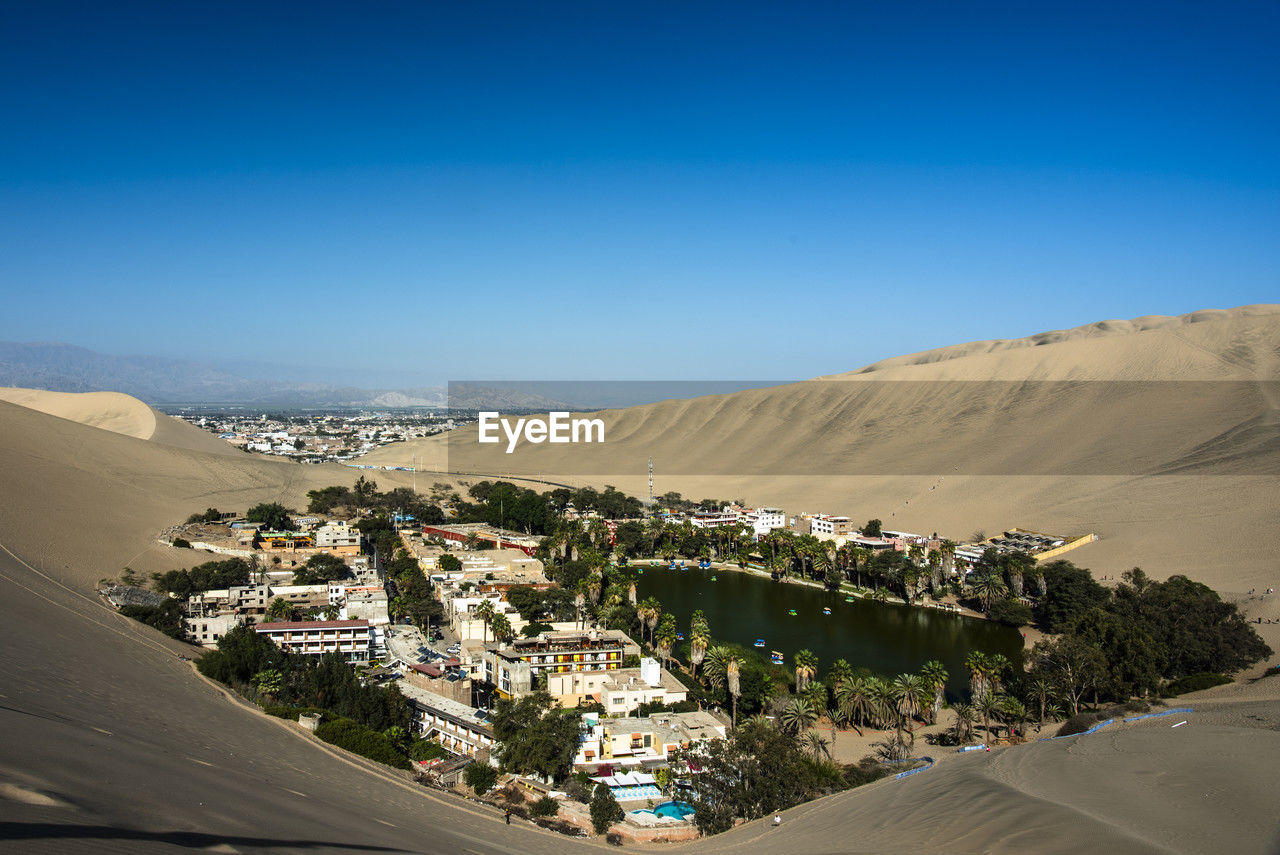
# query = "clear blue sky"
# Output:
<box><xmin>1</xmin><ymin>1</ymin><xmax>1276</xmax><ymax>386</ymax></box>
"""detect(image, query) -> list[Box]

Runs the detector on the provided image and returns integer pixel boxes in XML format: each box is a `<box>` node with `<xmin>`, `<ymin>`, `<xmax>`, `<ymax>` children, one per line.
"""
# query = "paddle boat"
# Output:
<box><xmin>822</xmin><ymin>607</ymin><xmax>832</xmax><ymax>615</ymax></box>
<box><xmin>754</xmin><ymin>638</ymin><xmax>766</xmax><ymax>648</ymax></box>
<box><xmin>844</xmin><ymin>596</ymin><xmax>855</xmax><ymax>602</ymax></box>
<box><xmin>709</xmin><ymin>575</ymin><xmax>717</xmax><ymax>581</ymax></box>
<box><xmin>771</xmin><ymin>651</ymin><xmax>785</xmax><ymax>665</ymax></box>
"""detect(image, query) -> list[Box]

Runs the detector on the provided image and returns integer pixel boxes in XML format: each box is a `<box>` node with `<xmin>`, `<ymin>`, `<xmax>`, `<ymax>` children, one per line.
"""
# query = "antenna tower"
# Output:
<box><xmin>648</xmin><ymin>456</ymin><xmax>654</xmax><ymax>507</ymax></box>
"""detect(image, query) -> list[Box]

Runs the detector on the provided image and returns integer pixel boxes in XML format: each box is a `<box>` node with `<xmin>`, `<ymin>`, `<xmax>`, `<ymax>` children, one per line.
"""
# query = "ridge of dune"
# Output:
<box><xmin>0</xmin><ymin>386</ymin><xmax>246</xmax><ymax>457</ymax></box>
<box><xmin>0</xmin><ymin>386</ymin><xmax>158</xmax><ymax>440</ymax></box>
<box><xmin>829</xmin><ymin>303</ymin><xmax>1280</xmax><ymax>380</ymax></box>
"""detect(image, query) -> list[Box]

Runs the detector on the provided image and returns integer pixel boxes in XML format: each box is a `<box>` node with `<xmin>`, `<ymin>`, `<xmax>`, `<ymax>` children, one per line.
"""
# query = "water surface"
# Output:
<box><xmin>634</xmin><ymin>564</ymin><xmax>1023</xmax><ymax>700</ymax></box>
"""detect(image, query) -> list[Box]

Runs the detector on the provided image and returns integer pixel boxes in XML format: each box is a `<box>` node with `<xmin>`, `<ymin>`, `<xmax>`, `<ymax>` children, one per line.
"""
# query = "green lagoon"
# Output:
<box><xmin>634</xmin><ymin>564</ymin><xmax>1023</xmax><ymax>700</ymax></box>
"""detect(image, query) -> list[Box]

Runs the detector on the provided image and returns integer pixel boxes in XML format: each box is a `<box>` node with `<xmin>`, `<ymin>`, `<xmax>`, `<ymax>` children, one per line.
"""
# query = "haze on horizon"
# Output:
<box><xmin>1</xmin><ymin>1</ymin><xmax>1277</xmax><ymax>388</ymax></box>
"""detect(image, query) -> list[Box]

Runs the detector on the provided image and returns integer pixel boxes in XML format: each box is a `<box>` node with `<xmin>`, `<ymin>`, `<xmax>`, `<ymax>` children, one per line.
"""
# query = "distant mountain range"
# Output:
<box><xmin>0</xmin><ymin>342</ymin><xmax>571</xmax><ymax>410</ymax></box>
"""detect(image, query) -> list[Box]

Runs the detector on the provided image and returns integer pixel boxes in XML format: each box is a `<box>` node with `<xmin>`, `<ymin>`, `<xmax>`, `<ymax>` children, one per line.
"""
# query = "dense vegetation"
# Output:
<box><xmin>490</xmin><ymin>692</ymin><xmax>583</xmax><ymax>782</ymax></box>
<box><xmin>152</xmin><ymin>557</ymin><xmax>252</xmax><ymax>597</ymax></box>
<box><xmin>315</xmin><ymin>717</ymin><xmax>411</xmax><ymax>770</ymax></box>
<box><xmin>679</xmin><ymin>717</ymin><xmax>870</xmax><ymax>836</ymax></box>
<box><xmin>195</xmin><ymin>626</ymin><xmax>426</xmax><ymax>769</ymax></box>
<box><xmin>118</xmin><ymin>599</ymin><xmax>186</xmax><ymax>639</ymax></box>
<box><xmin>1028</xmin><ymin>565</ymin><xmax>1271</xmax><ymax>703</ymax></box>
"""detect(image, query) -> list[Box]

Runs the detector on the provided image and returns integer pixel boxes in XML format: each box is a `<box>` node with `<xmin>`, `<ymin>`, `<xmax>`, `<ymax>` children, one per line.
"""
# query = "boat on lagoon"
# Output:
<box><xmin>754</xmin><ymin>638</ymin><xmax>766</xmax><ymax>648</ymax></box>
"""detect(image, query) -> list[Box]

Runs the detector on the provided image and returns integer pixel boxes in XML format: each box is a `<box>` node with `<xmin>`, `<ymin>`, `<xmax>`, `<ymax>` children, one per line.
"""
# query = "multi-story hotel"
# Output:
<box><xmin>481</xmin><ymin>630</ymin><xmax>628</xmax><ymax>698</ymax></box>
<box><xmin>253</xmin><ymin>619</ymin><xmax>382</xmax><ymax>661</ymax></box>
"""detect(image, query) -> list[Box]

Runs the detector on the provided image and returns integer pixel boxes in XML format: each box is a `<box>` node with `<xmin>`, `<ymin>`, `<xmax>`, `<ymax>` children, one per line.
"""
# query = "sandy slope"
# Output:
<box><xmin>363</xmin><ymin>306</ymin><xmax>1280</xmax><ymax>595</ymax></box>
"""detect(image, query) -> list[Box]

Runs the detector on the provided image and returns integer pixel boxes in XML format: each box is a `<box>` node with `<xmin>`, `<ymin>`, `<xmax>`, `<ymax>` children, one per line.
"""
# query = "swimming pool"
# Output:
<box><xmin>653</xmin><ymin>801</ymin><xmax>695</xmax><ymax>820</ymax></box>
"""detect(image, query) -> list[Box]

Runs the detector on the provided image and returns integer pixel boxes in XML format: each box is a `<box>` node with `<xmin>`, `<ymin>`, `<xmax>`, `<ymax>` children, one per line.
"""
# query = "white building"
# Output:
<box><xmin>809</xmin><ymin>514</ymin><xmax>854</xmax><ymax>537</ymax></box>
<box><xmin>400</xmin><ymin>683</ymin><xmax>495</xmax><ymax>758</ymax></box>
<box><xmin>315</xmin><ymin>521</ymin><xmax>361</xmax><ymax>552</ymax></box>
<box><xmin>254</xmin><ymin>619</ymin><xmax>383</xmax><ymax>661</ymax></box>
<box><xmin>689</xmin><ymin>508</ymin><xmax>741</xmax><ymax>529</ymax></box>
<box><xmin>740</xmin><ymin>507</ymin><xmax>786</xmax><ymax>541</ymax></box>
<box><xmin>574</xmin><ymin>710</ymin><xmax>729</xmax><ymax>772</ymax></box>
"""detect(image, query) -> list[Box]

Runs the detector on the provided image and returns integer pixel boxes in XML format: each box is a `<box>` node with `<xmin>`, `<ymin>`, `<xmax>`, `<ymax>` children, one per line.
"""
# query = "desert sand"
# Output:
<box><xmin>1</xmin><ymin>306</ymin><xmax>1278</xmax><ymax>852</ymax></box>
<box><xmin>363</xmin><ymin>305</ymin><xmax>1280</xmax><ymax>597</ymax></box>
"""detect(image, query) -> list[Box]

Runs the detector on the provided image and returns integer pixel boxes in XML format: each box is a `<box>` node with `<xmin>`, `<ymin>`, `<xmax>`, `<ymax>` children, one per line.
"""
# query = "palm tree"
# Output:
<box><xmin>1026</xmin><ymin>676</ymin><xmax>1054</xmax><ymax>725</ymax></box>
<box><xmin>835</xmin><ymin>676</ymin><xmax>871</xmax><ymax>736</ymax></box>
<box><xmin>827</xmin><ymin>659</ymin><xmax>854</xmax><ymax>695</ymax></box>
<box><xmin>973</xmin><ymin>570</ymin><xmax>1007</xmax><ymax>612</ymax></box>
<box><xmin>803</xmin><ymin>729</ymin><xmax>831</xmax><ymax>762</ymax></box>
<box><xmin>703</xmin><ymin>644</ymin><xmax>731</xmax><ymax>692</ymax></box>
<box><xmin>655</xmin><ymin>613</ymin><xmax>677</xmax><ymax>670</ymax></box>
<box><xmin>927</xmin><ymin>548</ymin><xmax>943</xmax><ymax>592</ymax></box>
<box><xmin>779</xmin><ymin>696</ymin><xmax>819</xmax><ymax>736</ymax></box>
<box><xmin>323</xmin><ymin>603</ymin><xmax>340</xmax><ymax>621</ymax></box>
<box><xmin>267</xmin><ymin>596</ymin><xmax>294</xmax><ymax>623</ymax></box>
<box><xmin>726</xmin><ymin>656</ymin><xmax>741</xmax><ymax>727</ymax></box>
<box><xmin>920</xmin><ymin>660</ymin><xmax>949</xmax><ymax>724</ymax></box>
<box><xmin>999</xmin><ymin>697</ymin><xmax>1028</xmax><ymax>740</ymax></box>
<box><xmin>637</xmin><ymin>597</ymin><xmax>661</xmax><ymax>646</ymax></box>
<box><xmin>951</xmin><ymin>702</ymin><xmax>976</xmax><ymax>745</ymax></box>
<box><xmin>892</xmin><ymin>673</ymin><xmax>927</xmax><ymax>725</ymax></box>
<box><xmin>689</xmin><ymin>610</ymin><xmax>710</xmax><ymax>682</ymax></box>
<box><xmin>474</xmin><ymin>599</ymin><xmax>495</xmax><ymax>643</ymax></box>
<box><xmin>866</xmin><ymin>677</ymin><xmax>895</xmax><ymax>729</ymax></box>
<box><xmin>965</xmin><ymin>651</ymin><xmax>990</xmax><ymax>703</ymax></box>
<box><xmin>490</xmin><ymin>612</ymin><xmax>514</xmax><ymax>644</ymax></box>
<box><xmin>794</xmin><ymin>649</ymin><xmax>818</xmax><ymax>693</ymax></box>
<box><xmin>987</xmin><ymin>654</ymin><xmax>1011</xmax><ymax>695</ymax></box>
<box><xmin>977</xmin><ymin>692</ymin><xmax>1003</xmax><ymax>740</ymax></box>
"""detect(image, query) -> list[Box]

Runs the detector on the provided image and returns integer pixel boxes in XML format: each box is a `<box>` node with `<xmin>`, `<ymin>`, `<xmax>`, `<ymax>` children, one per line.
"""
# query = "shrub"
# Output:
<box><xmin>843</xmin><ymin>757</ymin><xmax>890</xmax><ymax>788</ymax></box>
<box><xmin>1055</xmin><ymin>712</ymin><xmax>1107</xmax><ymax>737</ymax></box>
<box><xmin>314</xmin><ymin>717</ymin><xmax>410</xmax><ymax>770</ymax></box>
<box><xmin>171</xmin><ymin>537</ymin><xmax>192</xmax><ymax>548</ymax></box>
<box><xmin>987</xmin><ymin>597</ymin><xmax>1033</xmax><ymax>627</ymax></box>
<box><xmin>463</xmin><ymin>762</ymin><xmax>498</xmax><ymax>796</ymax></box>
<box><xmin>409</xmin><ymin>739</ymin><xmax>447</xmax><ymax>762</ymax></box>
<box><xmin>1164</xmin><ymin>672</ymin><xmax>1232</xmax><ymax>696</ymax></box>
<box><xmin>531</xmin><ymin>796</ymin><xmax>560</xmax><ymax>818</ymax></box>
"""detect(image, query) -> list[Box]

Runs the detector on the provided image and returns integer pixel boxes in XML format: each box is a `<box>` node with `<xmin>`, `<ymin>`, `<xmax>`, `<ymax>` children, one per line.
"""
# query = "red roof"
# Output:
<box><xmin>411</xmin><ymin>663</ymin><xmax>444</xmax><ymax>677</ymax></box>
<box><xmin>255</xmin><ymin>619</ymin><xmax>369</xmax><ymax>631</ymax></box>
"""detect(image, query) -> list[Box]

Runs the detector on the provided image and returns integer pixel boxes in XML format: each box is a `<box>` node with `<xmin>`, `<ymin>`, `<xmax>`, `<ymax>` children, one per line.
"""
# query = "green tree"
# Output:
<box><xmin>463</xmin><ymin>761</ymin><xmax>498</xmax><ymax>796</ymax></box>
<box><xmin>794</xmin><ymin>649</ymin><xmax>818</xmax><ymax>693</ymax></box>
<box><xmin>247</xmin><ymin>502</ymin><xmax>293</xmax><ymax>531</ymax></box>
<box><xmin>267</xmin><ymin>597</ymin><xmax>295</xmax><ymax>622</ymax></box>
<box><xmin>491</xmin><ymin>692</ymin><xmax>582</xmax><ymax>782</ymax></box>
<box><xmin>590</xmin><ymin>783</ymin><xmax>624</xmax><ymax>834</ymax></box>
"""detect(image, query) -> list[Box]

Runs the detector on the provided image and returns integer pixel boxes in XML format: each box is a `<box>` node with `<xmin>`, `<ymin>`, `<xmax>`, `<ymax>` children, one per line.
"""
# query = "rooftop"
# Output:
<box><xmin>255</xmin><ymin>619</ymin><xmax>369</xmax><ymax>631</ymax></box>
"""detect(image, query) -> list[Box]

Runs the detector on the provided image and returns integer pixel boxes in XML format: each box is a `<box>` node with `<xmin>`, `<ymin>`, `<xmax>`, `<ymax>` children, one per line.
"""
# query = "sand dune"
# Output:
<box><xmin>364</xmin><ymin>306</ymin><xmax>1280</xmax><ymax>594</ymax></box>
<box><xmin>0</xmin><ymin>386</ymin><xmax>244</xmax><ymax>458</ymax></box>
<box><xmin>0</xmin><ymin>387</ymin><xmax>158</xmax><ymax>440</ymax></box>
